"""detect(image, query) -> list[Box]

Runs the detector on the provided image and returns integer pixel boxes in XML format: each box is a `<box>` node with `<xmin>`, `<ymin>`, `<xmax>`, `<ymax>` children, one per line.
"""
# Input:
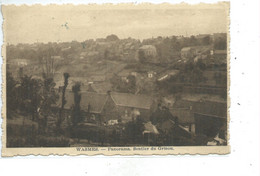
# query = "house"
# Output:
<box><xmin>138</xmin><ymin>45</ymin><xmax>158</xmax><ymax>63</ymax></box>
<box><xmin>171</xmin><ymin>95</ymin><xmax>227</xmax><ymax>136</ymax></box>
<box><xmin>183</xmin><ymin>84</ymin><xmax>227</xmax><ymax>97</ymax></box>
<box><xmin>181</xmin><ymin>47</ymin><xmax>196</xmax><ymax>59</ymax></box>
<box><xmin>139</xmin><ymin>45</ymin><xmax>157</xmax><ymax>57</ymax></box>
<box><xmin>55</xmin><ymin>91</ymin><xmax>155</xmax><ymax>124</ymax></box>
<box><xmin>193</xmin><ymin>101</ymin><xmax>227</xmax><ymax>139</ymax></box>
<box><xmin>56</xmin><ymin>91</ymin><xmax>108</xmax><ymax>124</ymax></box>
<box><xmin>105</xmin><ymin>92</ymin><xmax>155</xmax><ymax>123</ymax></box>
<box><xmin>80</xmin><ymin>92</ymin><xmax>108</xmax><ymax>121</ymax></box>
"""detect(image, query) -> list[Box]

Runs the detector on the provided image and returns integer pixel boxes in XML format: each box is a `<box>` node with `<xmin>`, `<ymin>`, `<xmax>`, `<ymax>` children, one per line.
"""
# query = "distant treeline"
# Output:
<box><xmin>7</xmin><ymin>34</ymin><xmax>227</xmax><ymax>63</ymax></box>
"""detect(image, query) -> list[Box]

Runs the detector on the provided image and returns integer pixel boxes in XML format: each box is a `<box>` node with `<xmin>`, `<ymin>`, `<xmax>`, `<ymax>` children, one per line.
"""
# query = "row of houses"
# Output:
<box><xmin>171</xmin><ymin>99</ymin><xmax>227</xmax><ymax>140</ymax></box>
<box><xmin>141</xmin><ymin>97</ymin><xmax>227</xmax><ymax>145</ymax></box>
<box><xmin>55</xmin><ymin>90</ymin><xmax>227</xmax><ymax>141</ymax></box>
<box><xmin>56</xmin><ymin>91</ymin><xmax>156</xmax><ymax>125</ymax></box>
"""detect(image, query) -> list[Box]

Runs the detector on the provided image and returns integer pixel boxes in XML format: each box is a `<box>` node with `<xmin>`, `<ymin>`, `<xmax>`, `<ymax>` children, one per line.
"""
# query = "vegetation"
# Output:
<box><xmin>57</xmin><ymin>73</ymin><xmax>70</xmax><ymax>131</ymax></box>
<box><xmin>106</xmin><ymin>34</ymin><xmax>119</xmax><ymax>41</ymax></box>
<box><xmin>71</xmin><ymin>83</ymin><xmax>82</xmax><ymax>126</ymax></box>
<box><xmin>6</xmin><ymin>33</ymin><xmax>227</xmax><ymax>147</ymax></box>
<box><xmin>6</xmin><ymin>72</ymin><xmax>19</xmax><ymax>117</ymax></box>
<box><xmin>110</xmin><ymin>74</ymin><xmax>136</xmax><ymax>94</ymax></box>
<box><xmin>123</xmin><ymin>117</ymin><xmax>145</xmax><ymax>144</ymax></box>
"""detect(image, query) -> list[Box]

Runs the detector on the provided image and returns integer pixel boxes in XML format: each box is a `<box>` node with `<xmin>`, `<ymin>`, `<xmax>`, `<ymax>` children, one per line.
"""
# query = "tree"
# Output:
<box><xmin>104</xmin><ymin>49</ymin><xmax>109</xmax><ymax>60</ymax></box>
<box><xmin>31</xmin><ymin>79</ymin><xmax>43</xmax><ymax>121</ymax></box>
<box><xmin>38</xmin><ymin>45</ymin><xmax>62</xmax><ymax>79</ymax></box>
<box><xmin>40</xmin><ymin>78</ymin><xmax>58</xmax><ymax>113</ymax></box>
<box><xmin>106</xmin><ymin>34</ymin><xmax>119</xmax><ymax>41</ymax></box>
<box><xmin>126</xmin><ymin>75</ymin><xmax>136</xmax><ymax>94</ymax></box>
<box><xmin>6</xmin><ymin>72</ymin><xmax>18</xmax><ymax>118</ymax></box>
<box><xmin>18</xmin><ymin>75</ymin><xmax>43</xmax><ymax>121</ymax></box>
<box><xmin>150</xmin><ymin>105</ymin><xmax>178</xmax><ymax>125</ymax></box>
<box><xmin>202</xmin><ymin>36</ymin><xmax>210</xmax><ymax>45</ymax></box>
<box><xmin>138</xmin><ymin>49</ymin><xmax>146</xmax><ymax>63</ymax></box>
<box><xmin>110</xmin><ymin>74</ymin><xmax>136</xmax><ymax>94</ymax></box>
<box><xmin>124</xmin><ymin>117</ymin><xmax>145</xmax><ymax>144</ymax></box>
<box><xmin>189</xmin><ymin>35</ymin><xmax>197</xmax><ymax>46</ymax></box>
<box><xmin>71</xmin><ymin>83</ymin><xmax>82</xmax><ymax>126</ymax></box>
<box><xmin>214</xmin><ymin>40</ymin><xmax>227</xmax><ymax>50</ymax></box>
<box><xmin>38</xmin><ymin>76</ymin><xmax>59</xmax><ymax>133</ymax></box>
<box><xmin>57</xmin><ymin>73</ymin><xmax>70</xmax><ymax>130</ymax></box>
<box><xmin>177</xmin><ymin>61</ymin><xmax>207</xmax><ymax>85</ymax></box>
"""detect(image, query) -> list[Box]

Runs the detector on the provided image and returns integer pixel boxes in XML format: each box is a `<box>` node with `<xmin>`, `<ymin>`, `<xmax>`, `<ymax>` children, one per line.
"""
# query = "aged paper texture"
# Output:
<box><xmin>1</xmin><ymin>2</ymin><xmax>230</xmax><ymax>156</ymax></box>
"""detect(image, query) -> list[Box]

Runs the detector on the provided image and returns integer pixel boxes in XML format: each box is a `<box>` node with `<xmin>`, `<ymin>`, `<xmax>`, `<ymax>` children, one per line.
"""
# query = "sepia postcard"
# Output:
<box><xmin>1</xmin><ymin>2</ymin><xmax>230</xmax><ymax>156</ymax></box>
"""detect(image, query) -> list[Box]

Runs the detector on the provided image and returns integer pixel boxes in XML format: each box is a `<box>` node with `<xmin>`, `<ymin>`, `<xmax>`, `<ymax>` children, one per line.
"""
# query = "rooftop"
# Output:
<box><xmin>173</xmin><ymin>99</ymin><xmax>227</xmax><ymax>119</ymax></box>
<box><xmin>110</xmin><ymin>92</ymin><xmax>153</xmax><ymax>109</ymax></box>
<box><xmin>192</xmin><ymin>101</ymin><xmax>227</xmax><ymax>119</ymax></box>
<box><xmin>57</xmin><ymin>91</ymin><xmax>108</xmax><ymax>113</ymax></box>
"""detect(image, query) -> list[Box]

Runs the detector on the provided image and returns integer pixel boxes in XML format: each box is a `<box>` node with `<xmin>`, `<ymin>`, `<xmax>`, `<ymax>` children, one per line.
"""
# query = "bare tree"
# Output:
<box><xmin>71</xmin><ymin>82</ymin><xmax>82</xmax><ymax>127</ymax></box>
<box><xmin>57</xmin><ymin>72</ymin><xmax>70</xmax><ymax>131</ymax></box>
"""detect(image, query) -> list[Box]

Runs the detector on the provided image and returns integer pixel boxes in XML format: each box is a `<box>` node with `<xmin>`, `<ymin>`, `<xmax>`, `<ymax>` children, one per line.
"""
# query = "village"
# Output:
<box><xmin>6</xmin><ymin>33</ymin><xmax>227</xmax><ymax>147</ymax></box>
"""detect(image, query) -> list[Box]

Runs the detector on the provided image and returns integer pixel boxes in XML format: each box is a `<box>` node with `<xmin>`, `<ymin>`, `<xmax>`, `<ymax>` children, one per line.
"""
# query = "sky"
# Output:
<box><xmin>2</xmin><ymin>4</ymin><xmax>229</xmax><ymax>44</ymax></box>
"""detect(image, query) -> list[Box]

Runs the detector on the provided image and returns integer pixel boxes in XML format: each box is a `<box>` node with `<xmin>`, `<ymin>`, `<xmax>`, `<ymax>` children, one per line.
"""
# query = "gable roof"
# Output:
<box><xmin>173</xmin><ymin>100</ymin><xmax>227</xmax><ymax>119</ymax></box>
<box><xmin>110</xmin><ymin>92</ymin><xmax>153</xmax><ymax>109</ymax></box>
<box><xmin>81</xmin><ymin>92</ymin><xmax>108</xmax><ymax>113</ymax></box>
<box><xmin>57</xmin><ymin>91</ymin><xmax>108</xmax><ymax>113</ymax></box>
<box><xmin>193</xmin><ymin>101</ymin><xmax>227</xmax><ymax>119</ymax></box>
